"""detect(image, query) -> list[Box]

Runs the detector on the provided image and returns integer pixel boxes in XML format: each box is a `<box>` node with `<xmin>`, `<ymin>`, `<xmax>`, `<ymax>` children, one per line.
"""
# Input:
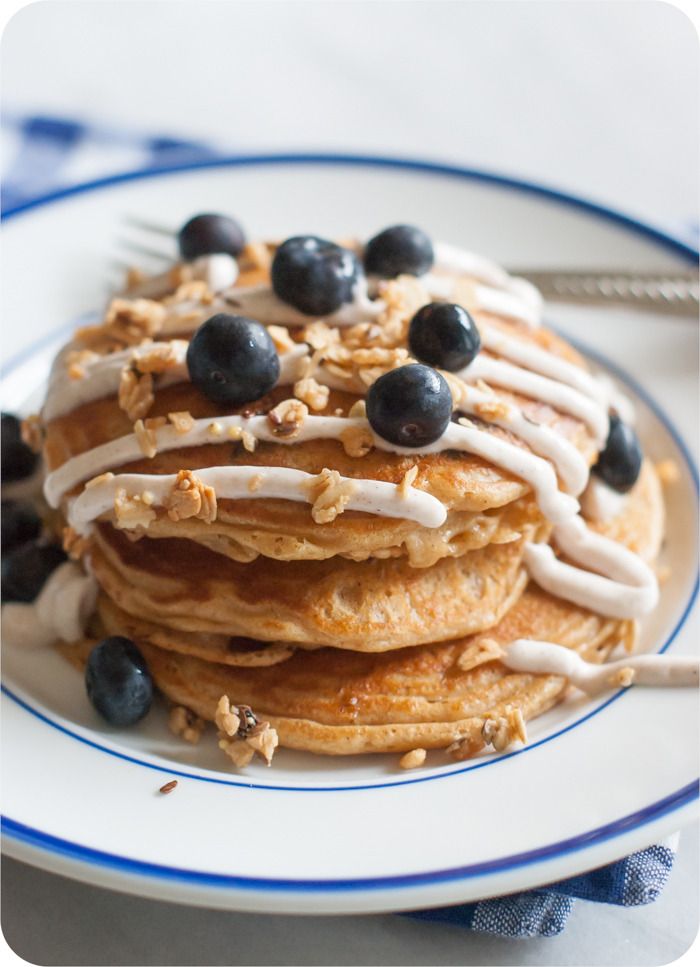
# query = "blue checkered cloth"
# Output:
<box><xmin>0</xmin><ymin>112</ymin><xmax>682</xmax><ymax>937</ymax></box>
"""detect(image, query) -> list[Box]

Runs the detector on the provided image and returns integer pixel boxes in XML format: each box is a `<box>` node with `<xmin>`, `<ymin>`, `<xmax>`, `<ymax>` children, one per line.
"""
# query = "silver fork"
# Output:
<box><xmin>507</xmin><ymin>267</ymin><xmax>698</xmax><ymax>317</ymax></box>
<box><xmin>116</xmin><ymin>218</ymin><xmax>699</xmax><ymax>317</ymax></box>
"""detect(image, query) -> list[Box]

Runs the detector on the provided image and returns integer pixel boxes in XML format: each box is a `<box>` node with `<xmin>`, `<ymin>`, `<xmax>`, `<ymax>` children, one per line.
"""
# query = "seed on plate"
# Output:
<box><xmin>159</xmin><ymin>780</ymin><xmax>178</xmax><ymax>794</ymax></box>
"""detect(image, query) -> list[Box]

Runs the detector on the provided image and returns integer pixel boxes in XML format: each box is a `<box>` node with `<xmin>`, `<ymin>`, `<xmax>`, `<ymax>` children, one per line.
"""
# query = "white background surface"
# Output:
<box><xmin>1</xmin><ymin>1</ymin><xmax>698</xmax><ymax>965</ymax></box>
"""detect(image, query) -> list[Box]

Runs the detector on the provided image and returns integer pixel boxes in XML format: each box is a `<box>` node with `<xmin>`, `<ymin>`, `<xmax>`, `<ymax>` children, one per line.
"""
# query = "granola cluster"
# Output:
<box><xmin>448</xmin><ymin>704</ymin><xmax>527</xmax><ymax>761</ymax></box>
<box><xmin>168</xmin><ymin>705</ymin><xmax>206</xmax><ymax>744</ymax></box>
<box><xmin>267</xmin><ymin>398</ymin><xmax>308</xmax><ymax>439</ymax></box>
<box><xmin>215</xmin><ymin>695</ymin><xmax>279</xmax><ymax>768</ymax></box>
<box><xmin>119</xmin><ymin>367</ymin><xmax>155</xmax><ymax>421</ymax></box>
<box><xmin>164</xmin><ymin>470</ymin><xmax>217</xmax><ymax>524</ymax></box>
<box><xmin>113</xmin><ymin>488</ymin><xmax>157</xmax><ymax>531</ymax></box>
<box><xmin>306</xmin><ymin>468</ymin><xmax>357</xmax><ymax>524</ymax></box>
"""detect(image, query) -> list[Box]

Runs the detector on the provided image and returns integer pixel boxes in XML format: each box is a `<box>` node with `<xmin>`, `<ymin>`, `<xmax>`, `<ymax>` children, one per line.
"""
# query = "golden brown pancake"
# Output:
<box><xmin>65</xmin><ymin>585</ymin><xmax>629</xmax><ymax>757</ymax></box>
<box><xmin>43</xmin><ymin>319</ymin><xmax>598</xmax><ymax>567</ymax></box>
<box><xmin>89</xmin><ymin>518</ymin><xmax>545</xmax><ymax>650</ymax></box>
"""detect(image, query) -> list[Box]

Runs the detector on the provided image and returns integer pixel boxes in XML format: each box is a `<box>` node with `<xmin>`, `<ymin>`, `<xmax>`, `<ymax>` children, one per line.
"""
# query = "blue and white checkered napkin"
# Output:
<box><xmin>0</xmin><ymin>112</ymin><xmax>681</xmax><ymax>937</ymax></box>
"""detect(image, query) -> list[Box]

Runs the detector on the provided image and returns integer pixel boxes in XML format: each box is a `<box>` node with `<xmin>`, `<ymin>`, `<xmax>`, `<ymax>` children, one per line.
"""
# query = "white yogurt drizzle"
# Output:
<box><xmin>44</xmin><ymin>413</ymin><xmax>580</xmax><ymax>524</ymax></box>
<box><xmin>224</xmin><ymin>275</ymin><xmax>384</xmax><ymax>328</ymax></box>
<box><xmin>1</xmin><ymin>562</ymin><xmax>98</xmax><ymax>649</ymax></box>
<box><xmin>501</xmin><ymin>639</ymin><xmax>699</xmax><ymax>693</ymax></box>
<box><xmin>66</xmin><ymin>466</ymin><xmax>446</xmax><ymax>534</ymax></box>
<box><xmin>43</xmin><ymin>342</ymin><xmax>310</xmax><ymax>422</ymax></box>
<box><xmin>524</xmin><ymin>516</ymin><xmax>658</xmax><ymax>619</ymax></box>
<box><xmin>579</xmin><ymin>476</ymin><xmax>628</xmax><ymax>523</ymax></box>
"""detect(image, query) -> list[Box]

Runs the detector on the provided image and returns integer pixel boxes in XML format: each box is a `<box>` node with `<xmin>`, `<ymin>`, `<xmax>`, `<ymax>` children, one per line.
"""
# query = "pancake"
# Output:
<box><xmin>42</xmin><ymin>307</ymin><xmax>600</xmax><ymax>567</ymax></box>
<box><xmin>66</xmin><ymin>585</ymin><xmax>629</xmax><ymax>757</ymax></box>
<box><xmin>89</xmin><ymin>518</ymin><xmax>545</xmax><ymax>650</ymax></box>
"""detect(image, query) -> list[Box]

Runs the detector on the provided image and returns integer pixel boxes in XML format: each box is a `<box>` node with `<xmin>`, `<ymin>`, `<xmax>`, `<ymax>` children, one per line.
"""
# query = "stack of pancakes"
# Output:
<box><xmin>42</xmin><ymin>243</ymin><xmax>664</xmax><ymax>762</ymax></box>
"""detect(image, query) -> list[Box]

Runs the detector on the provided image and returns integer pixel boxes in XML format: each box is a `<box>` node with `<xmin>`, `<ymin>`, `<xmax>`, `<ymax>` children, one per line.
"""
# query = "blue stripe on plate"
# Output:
<box><xmin>2</xmin><ymin>782</ymin><xmax>697</xmax><ymax>892</ymax></box>
<box><xmin>3</xmin><ymin>152</ymin><xmax>699</xmax><ymax>263</ymax></box>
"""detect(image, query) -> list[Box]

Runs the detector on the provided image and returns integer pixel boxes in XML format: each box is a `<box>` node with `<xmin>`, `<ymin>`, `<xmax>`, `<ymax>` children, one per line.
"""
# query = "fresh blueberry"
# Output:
<box><xmin>1</xmin><ymin>541</ymin><xmax>66</xmax><ymax>603</ymax></box>
<box><xmin>85</xmin><ymin>636</ymin><xmax>153</xmax><ymax>727</ymax></box>
<box><xmin>593</xmin><ymin>415</ymin><xmax>643</xmax><ymax>493</ymax></box>
<box><xmin>271</xmin><ymin>236</ymin><xmax>360</xmax><ymax>315</ymax></box>
<box><xmin>2</xmin><ymin>501</ymin><xmax>42</xmax><ymax>554</ymax></box>
<box><xmin>409</xmin><ymin>302</ymin><xmax>481</xmax><ymax>372</ymax></box>
<box><xmin>177</xmin><ymin>213</ymin><xmax>246</xmax><ymax>261</ymax></box>
<box><xmin>364</xmin><ymin>225</ymin><xmax>434</xmax><ymax>278</ymax></box>
<box><xmin>366</xmin><ymin>364</ymin><xmax>452</xmax><ymax>448</ymax></box>
<box><xmin>186</xmin><ymin>313</ymin><xmax>280</xmax><ymax>405</ymax></box>
<box><xmin>1</xmin><ymin>413</ymin><xmax>39</xmax><ymax>483</ymax></box>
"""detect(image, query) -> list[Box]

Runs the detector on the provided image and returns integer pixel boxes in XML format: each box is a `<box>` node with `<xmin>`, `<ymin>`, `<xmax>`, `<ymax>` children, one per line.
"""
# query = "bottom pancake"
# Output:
<box><xmin>63</xmin><ymin>586</ymin><xmax>631</xmax><ymax>757</ymax></box>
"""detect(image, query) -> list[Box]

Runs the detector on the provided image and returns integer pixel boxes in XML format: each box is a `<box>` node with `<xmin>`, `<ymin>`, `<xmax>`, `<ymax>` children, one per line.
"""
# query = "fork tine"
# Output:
<box><xmin>115</xmin><ymin>236</ymin><xmax>173</xmax><ymax>262</ymax></box>
<box><xmin>123</xmin><ymin>215</ymin><xmax>175</xmax><ymax>237</ymax></box>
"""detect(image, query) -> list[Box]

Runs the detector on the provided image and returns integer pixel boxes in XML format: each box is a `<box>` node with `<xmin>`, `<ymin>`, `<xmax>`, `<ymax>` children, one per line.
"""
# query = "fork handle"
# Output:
<box><xmin>507</xmin><ymin>269</ymin><xmax>699</xmax><ymax>317</ymax></box>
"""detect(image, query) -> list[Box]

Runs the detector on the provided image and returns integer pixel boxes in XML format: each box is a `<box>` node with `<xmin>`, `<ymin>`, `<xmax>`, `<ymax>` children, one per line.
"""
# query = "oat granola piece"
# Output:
<box><xmin>113</xmin><ymin>488</ymin><xmax>157</xmax><ymax>531</ymax></box>
<box><xmin>267</xmin><ymin>398</ymin><xmax>308</xmax><ymax>439</ymax></box>
<box><xmin>134</xmin><ymin>342</ymin><xmax>181</xmax><ymax>374</ymax></box>
<box><xmin>164</xmin><ymin>469</ymin><xmax>217</xmax><ymax>524</ymax></box>
<box><xmin>610</xmin><ymin>666</ymin><xmax>636</xmax><ymax>688</ymax></box>
<box><xmin>306</xmin><ymin>468</ymin><xmax>357</xmax><ymax>524</ymax></box>
<box><xmin>482</xmin><ymin>705</ymin><xmax>527</xmax><ymax>752</ymax></box>
<box><xmin>294</xmin><ymin>376</ymin><xmax>330</xmax><ymax>412</ymax></box>
<box><xmin>103</xmin><ymin>297</ymin><xmax>166</xmax><ymax>345</ymax></box>
<box><xmin>348</xmin><ymin>399</ymin><xmax>367</xmax><ymax>419</ymax></box>
<box><xmin>302</xmin><ymin>320</ymin><xmax>341</xmax><ymax>352</ymax></box>
<box><xmin>119</xmin><ymin>367</ymin><xmax>155</xmax><ymax>421</ymax></box>
<box><xmin>215</xmin><ymin>696</ymin><xmax>279</xmax><ymax>768</ymax></box>
<box><xmin>227</xmin><ymin>424</ymin><xmax>258</xmax><ymax>451</ymax></box>
<box><xmin>133</xmin><ymin>419</ymin><xmax>159</xmax><ymax>458</ymax></box>
<box><xmin>168</xmin><ymin>705</ymin><xmax>206</xmax><ymax>744</ymax></box>
<box><xmin>473</xmin><ymin>395</ymin><xmax>510</xmax><ymax>421</ymax></box>
<box><xmin>215</xmin><ymin>695</ymin><xmax>241</xmax><ymax>736</ymax></box>
<box><xmin>168</xmin><ymin>410</ymin><xmax>195</xmax><ymax>434</ymax></box>
<box><xmin>267</xmin><ymin>324</ymin><xmax>295</xmax><ymax>353</ymax></box>
<box><xmin>240</xmin><ymin>240</ymin><xmax>273</xmax><ymax>273</ymax></box>
<box><xmin>340</xmin><ymin>424</ymin><xmax>374</xmax><ymax>458</ymax></box>
<box><xmin>397</xmin><ymin>465</ymin><xmax>418</xmax><ymax>499</ymax></box>
<box><xmin>399</xmin><ymin>748</ymin><xmax>427</xmax><ymax>770</ymax></box>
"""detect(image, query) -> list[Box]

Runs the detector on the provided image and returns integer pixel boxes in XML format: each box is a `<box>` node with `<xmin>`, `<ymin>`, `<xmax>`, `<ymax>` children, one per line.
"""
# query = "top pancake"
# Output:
<box><xmin>42</xmin><ymin>263</ymin><xmax>601</xmax><ymax>567</ymax></box>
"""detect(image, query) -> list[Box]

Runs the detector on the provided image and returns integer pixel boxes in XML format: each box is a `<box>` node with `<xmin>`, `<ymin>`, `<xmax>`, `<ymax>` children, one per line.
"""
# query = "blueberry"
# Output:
<box><xmin>271</xmin><ymin>236</ymin><xmax>360</xmax><ymax>315</ymax></box>
<box><xmin>1</xmin><ymin>413</ymin><xmax>39</xmax><ymax>483</ymax></box>
<box><xmin>85</xmin><ymin>636</ymin><xmax>153</xmax><ymax>727</ymax></box>
<box><xmin>177</xmin><ymin>213</ymin><xmax>246</xmax><ymax>261</ymax></box>
<box><xmin>1</xmin><ymin>541</ymin><xmax>66</xmax><ymax>603</ymax></box>
<box><xmin>366</xmin><ymin>364</ymin><xmax>452</xmax><ymax>448</ymax></box>
<box><xmin>593</xmin><ymin>415</ymin><xmax>643</xmax><ymax>493</ymax></box>
<box><xmin>186</xmin><ymin>313</ymin><xmax>280</xmax><ymax>405</ymax></box>
<box><xmin>409</xmin><ymin>302</ymin><xmax>481</xmax><ymax>372</ymax></box>
<box><xmin>364</xmin><ymin>225</ymin><xmax>434</xmax><ymax>278</ymax></box>
<box><xmin>2</xmin><ymin>501</ymin><xmax>42</xmax><ymax>553</ymax></box>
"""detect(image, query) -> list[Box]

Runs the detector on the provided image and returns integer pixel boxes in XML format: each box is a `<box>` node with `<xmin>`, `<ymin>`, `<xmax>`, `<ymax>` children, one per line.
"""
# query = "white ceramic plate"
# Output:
<box><xmin>1</xmin><ymin>156</ymin><xmax>698</xmax><ymax>915</ymax></box>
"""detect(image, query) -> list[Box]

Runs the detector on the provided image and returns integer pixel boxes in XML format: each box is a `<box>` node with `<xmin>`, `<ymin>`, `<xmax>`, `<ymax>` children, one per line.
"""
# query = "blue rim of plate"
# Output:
<box><xmin>1</xmin><ymin>154</ymin><xmax>698</xmax><ymax>894</ymax></box>
<box><xmin>2</xmin><ymin>151</ymin><xmax>699</xmax><ymax>262</ymax></box>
